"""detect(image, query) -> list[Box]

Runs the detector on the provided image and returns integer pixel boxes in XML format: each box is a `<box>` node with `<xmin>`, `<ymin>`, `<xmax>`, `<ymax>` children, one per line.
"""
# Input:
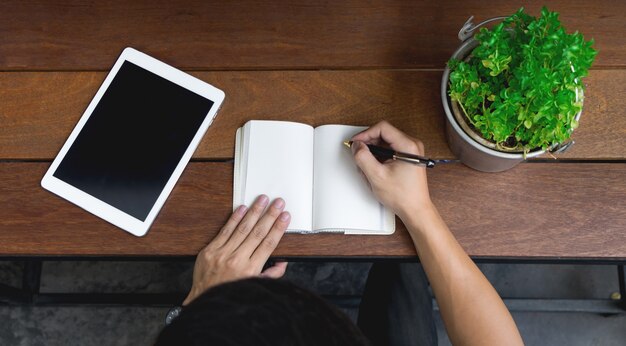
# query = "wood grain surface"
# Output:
<box><xmin>1</xmin><ymin>70</ymin><xmax>623</xmax><ymax>160</ymax></box>
<box><xmin>1</xmin><ymin>0</ymin><xmax>624</xmax><ymax>260</ymax></box>
<box><xmin>0</xmin><ymin>0</ymin><xmax>623</xmax><ymax>70</ymax></box>
<box><xmin>0</xmin><ymin>162</ymin><xmax>624</xmax><ymax>259</ymax></box>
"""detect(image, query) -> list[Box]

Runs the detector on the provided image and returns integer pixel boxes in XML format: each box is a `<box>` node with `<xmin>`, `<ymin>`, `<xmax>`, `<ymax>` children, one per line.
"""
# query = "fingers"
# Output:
<box><xmin>221</xmin><ymin>195</ymin><xmax>270</xmax><ymax>251</ymax></box>
<box><xmin>236</xmin><ymin>198</ymin><xmax>286</xmax><ymax>256</ymax></box>
<box><xmin>250</xmin><ymin>211</ymin><xmax>290</xmax><ymax>268</ymax></box>
<box><xmin>352</xmin><ymin>121</ymin><xmax>423</xmax><ymax>154</ymax></box>
<box><xmin>260</xmin><ymin>261</ymin><xmax>288</xmax><ymax>279</ymax></box>
<box><xmin>189</xmin><ymin>195</ymin><xmax>289</xmax><ymax>300</ymax></box>
<box><xmin>351</xmin><ymin>141</ymin><xmax>384</xmax><ymax>182</ymax></box>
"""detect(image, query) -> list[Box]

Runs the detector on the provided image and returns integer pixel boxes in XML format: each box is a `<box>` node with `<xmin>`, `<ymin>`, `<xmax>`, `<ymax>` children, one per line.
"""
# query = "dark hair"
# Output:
<box><xmin>156</xmin><ymin>278</ymin><xmax>369</xmax><ymax>346</ymax></box>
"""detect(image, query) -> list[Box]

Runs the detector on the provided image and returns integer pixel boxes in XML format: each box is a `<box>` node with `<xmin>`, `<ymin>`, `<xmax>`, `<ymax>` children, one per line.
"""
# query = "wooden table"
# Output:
<box><xmin>1</xmin><ymin>0</ymin><xmax>625</xmax><ymax>261</ymax></box>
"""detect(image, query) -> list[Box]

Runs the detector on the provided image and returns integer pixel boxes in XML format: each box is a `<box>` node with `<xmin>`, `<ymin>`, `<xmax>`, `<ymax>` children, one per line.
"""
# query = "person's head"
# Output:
<box><xmin>156</xmin><ymin>278</ymin><xmax>369</xmax><ymax>345</ymax></box>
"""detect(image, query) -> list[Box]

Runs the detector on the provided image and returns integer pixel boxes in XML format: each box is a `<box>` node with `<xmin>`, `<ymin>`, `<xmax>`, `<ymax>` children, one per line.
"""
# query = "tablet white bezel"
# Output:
<box><xmin>41</xmin><ymin>47</ymin><xmax>225</xmax><ymax>237</ymax></box>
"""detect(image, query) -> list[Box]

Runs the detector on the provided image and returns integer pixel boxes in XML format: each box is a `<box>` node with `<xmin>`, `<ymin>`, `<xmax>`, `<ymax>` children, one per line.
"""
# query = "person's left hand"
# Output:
<box><xmin>183</xmin><ymin>195</ymin><xmax>291</xmax><ymax>306</ymax></box>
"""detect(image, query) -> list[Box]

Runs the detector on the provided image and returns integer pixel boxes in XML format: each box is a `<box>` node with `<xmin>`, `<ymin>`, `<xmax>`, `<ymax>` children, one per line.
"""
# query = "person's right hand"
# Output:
<box><xmin>350</xmin><ymin>121</ymin><xmax>433</xmax><ymax>221</ymax></box>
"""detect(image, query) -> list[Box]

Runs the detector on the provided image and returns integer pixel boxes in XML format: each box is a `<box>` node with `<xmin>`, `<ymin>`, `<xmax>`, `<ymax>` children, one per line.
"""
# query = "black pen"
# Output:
<box><xmin>343</xmin><ymin>140</ymin><xmax>439</xmax><ymax>168</ymax></box>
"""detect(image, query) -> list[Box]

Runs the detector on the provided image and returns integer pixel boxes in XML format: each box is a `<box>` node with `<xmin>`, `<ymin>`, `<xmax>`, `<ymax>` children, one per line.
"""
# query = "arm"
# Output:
<box><xmin>351</xmin><ymin>121</ymin><xmax>523</xmax><ymax>346</ymax></box>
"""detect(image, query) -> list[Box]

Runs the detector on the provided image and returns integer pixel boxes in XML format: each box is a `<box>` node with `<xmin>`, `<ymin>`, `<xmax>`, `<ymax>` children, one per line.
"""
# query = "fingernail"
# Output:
<box><xmin>351</xmin><ymin>141</ymin><xmax>359</xmax><ymax>155</ymax></box>
<box><xmin>236</xmin><ymin>205</ymin><xmax>247</xmax><ymax>215</ymax></box>
<box><xmin>279</xmin><ymin>212</ymin><xmax>290</xmax><ymax>221</ymax></box>
<box><xmin>273</xmin><ymin>198</ymin><xmax>285</xmax><ymax>209</ymax></box>
<box><xmin>257</xmin><ymin>195</ymin><xmax>269</xmax><ymax>206</ymax></box>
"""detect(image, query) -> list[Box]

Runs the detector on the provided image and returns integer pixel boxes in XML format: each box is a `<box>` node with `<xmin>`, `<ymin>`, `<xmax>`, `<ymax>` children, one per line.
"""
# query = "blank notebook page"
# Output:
<box><xmin>312</xmin><ymin>125</ymin><xmax>389</xmax><ymax>232</ymax></box>
<box><xmin>241</xmin><ymin>121</ymin><xmax>314</xmax><ymax>232</ymax></box>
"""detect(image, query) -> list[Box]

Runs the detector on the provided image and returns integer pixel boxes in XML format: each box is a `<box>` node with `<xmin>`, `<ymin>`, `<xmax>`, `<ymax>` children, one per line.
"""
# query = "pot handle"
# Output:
<box><xmin>458</xmin><ymin>16</ymin><xmax>508</xmax><ymax>41</ymax></box>
<box><xmin>549</xmin><ymin>140</ymin><xmax>575</xmax><ymax>154</ymax></box>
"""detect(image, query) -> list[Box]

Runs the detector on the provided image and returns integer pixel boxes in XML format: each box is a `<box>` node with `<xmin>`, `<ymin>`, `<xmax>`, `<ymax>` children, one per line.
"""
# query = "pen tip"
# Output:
<box><xmin>343</xmin><ymin>140</ymin><xmax>352</xmax><ymax>148</ymax></box>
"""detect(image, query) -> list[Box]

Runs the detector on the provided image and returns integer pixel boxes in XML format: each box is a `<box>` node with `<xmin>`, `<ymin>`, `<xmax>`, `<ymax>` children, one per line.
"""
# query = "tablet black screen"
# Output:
<box><xmin>53</xmin><ymin>61</ymin><xmax>214</xmax><ymax>221</ymax></box>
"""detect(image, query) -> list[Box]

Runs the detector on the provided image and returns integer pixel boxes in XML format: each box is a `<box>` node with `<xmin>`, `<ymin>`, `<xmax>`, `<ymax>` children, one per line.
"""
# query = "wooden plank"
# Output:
<box><xmin>0</xmin><ymin>0</ymin><xmax>622</xmax><ymax>70</ymax></box>
<box><xmin>0</xmin><ymin>70</ymin><xmax>624</xmax><ymax>160</ymax></box>
<box><xmin>0</xmin><ymin>162</ymin><xmax>624</xmax><ymax>259</ymax></box>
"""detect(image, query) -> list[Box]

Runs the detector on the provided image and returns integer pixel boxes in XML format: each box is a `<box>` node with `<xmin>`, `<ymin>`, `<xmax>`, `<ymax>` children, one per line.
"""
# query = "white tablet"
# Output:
<box><xmin>41</xmin><ymin>48</ymin><xmax>225</xmax><ymax>237</ymax></box>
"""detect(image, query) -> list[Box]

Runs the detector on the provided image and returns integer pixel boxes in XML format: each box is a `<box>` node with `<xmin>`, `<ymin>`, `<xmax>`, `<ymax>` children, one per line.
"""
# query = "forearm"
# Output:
<box><xmin>349</xmin><ymin>121</ymin><xmax>521</xmax><ymax>344</ymax></box>
<box><xmin>401</xmin><ymin>205</ymin><xmax>523</xmax><ymax>346</ymax></box>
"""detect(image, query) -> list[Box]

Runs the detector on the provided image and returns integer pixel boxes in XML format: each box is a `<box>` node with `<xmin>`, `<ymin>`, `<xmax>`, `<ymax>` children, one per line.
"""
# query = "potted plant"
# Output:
<box><xmin>441</xmin><ymin>7</ymin><xmax>597</xmax><ymax>172</ymax></box>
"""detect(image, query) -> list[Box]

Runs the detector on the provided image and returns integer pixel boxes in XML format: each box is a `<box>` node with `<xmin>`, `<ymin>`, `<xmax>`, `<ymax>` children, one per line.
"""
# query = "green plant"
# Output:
<box><xmin>448</xmin><ymin>7</ymin><xmax>597</xmax><ymax>154</ymax></box>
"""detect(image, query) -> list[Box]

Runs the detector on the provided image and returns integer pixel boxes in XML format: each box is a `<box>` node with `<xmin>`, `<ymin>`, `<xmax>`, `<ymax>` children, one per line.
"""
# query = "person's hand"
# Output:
<box><xmin>351</xmin><ymin>121</ymin><xmax>433</xmax><ymax>221</ymax></box>
<box><xmin>183</xmin><ymin>195</ymin><xmax>291</xmax><ymax>306</ymax></box>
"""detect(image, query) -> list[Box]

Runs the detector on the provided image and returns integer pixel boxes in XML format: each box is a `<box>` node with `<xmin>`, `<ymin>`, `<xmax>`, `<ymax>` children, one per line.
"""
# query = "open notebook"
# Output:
<box><xmin>233</xmin><ymin>120</ymin><xmax>395</xmax><ymax>235</ymax></box>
